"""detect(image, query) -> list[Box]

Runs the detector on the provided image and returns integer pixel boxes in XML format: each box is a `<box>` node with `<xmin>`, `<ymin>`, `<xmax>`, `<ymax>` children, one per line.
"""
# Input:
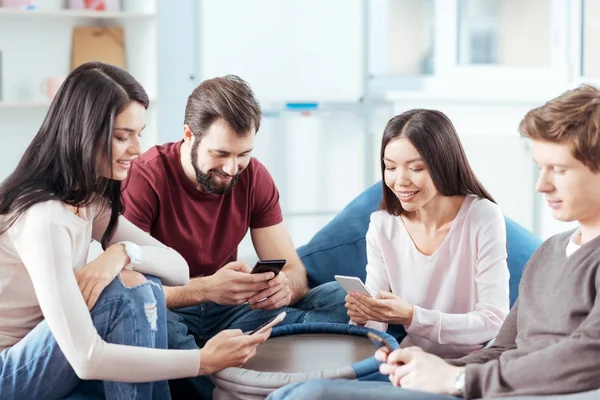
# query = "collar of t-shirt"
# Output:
<box><xmin>566</xmin><ymin>230</ymin><xmax>581</xmax><ymax>257</ymax></box>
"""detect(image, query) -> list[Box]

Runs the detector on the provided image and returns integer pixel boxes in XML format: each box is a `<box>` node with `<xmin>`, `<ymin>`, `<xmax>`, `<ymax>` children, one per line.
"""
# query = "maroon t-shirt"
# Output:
<box><xmin>121</xmin><ymin>141</ymin><xmax>283</xmax><ymax>278</ymax></box>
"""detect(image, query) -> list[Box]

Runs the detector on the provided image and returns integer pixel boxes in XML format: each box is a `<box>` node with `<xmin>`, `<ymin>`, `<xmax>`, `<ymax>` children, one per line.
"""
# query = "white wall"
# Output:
<box><xmin>497</xmin><ymin>0</ymin><xmax>551</xmax><ymax>66</ymax></box>
<box><xmin>156</xmin><ymin>0</ymin><xmax>383</xmax><ymax>262</ymax></box>
<box><xmin>388</xmin><ymin>0</ymin><xmax>433</xmax><ymax>74</ymax></box>
<box><xmin>584</xmin><ymin>0</ymin><xmax>600</xmax><ymax>76</ymax></box>
<box><xmin>235</xmin><ymin>108</ymin><xmax>392</xmax><ymax>262</ymax></box>
<box><xmin>156</xmin><ymin>0</ymin><xmax>198</xmax><ymax>143</ymax></box>
<box><xmin>198</xmin><ymin>0</ymin><xmax>364</xmax><ymax>103</ymax></box>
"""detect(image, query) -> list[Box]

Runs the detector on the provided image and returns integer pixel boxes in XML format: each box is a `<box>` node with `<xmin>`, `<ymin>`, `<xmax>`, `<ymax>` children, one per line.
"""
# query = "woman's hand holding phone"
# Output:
<box><xmin>346</xmin><ymin>291</ymin><xmax>414</xmax><ymax>326</ymax></box>
<box><xmin>198</xmin><ymin>328</ymin><xmax>271</xmax><ymax>375</ymax></box>
<box><xmin>345</xmin><ymin>292</ymin><xmax>371</xmax><ymax>325</ymax></box>
<box><xmin>197</xmin><ymin>312</ymin><xmax>286</xmax><ymax>375</ymax></box>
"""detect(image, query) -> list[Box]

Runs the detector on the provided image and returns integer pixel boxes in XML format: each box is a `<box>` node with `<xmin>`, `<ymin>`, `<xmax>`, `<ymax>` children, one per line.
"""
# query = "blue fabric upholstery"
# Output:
<box><xmin>298</xmin><ymin>182</ymin><xmax>542</xmax><ymax>307</ymax></box>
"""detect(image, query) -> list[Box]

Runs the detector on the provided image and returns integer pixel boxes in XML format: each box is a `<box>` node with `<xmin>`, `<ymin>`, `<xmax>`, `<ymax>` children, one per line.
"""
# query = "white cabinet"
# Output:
<box><xmin>0</xmin><ymin>0</ymin><xmax>158</xmax><ymax>182</ymax></box>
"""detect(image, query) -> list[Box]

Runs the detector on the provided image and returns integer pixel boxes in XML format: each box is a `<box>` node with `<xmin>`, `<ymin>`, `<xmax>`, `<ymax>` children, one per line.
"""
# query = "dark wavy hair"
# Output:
<box><xmin>379</xmin><ymin>109</ymin><xmax>495</xmax><ymax>215</ymax></box>
<box><xmin>0</xmin><ymin>61</ymin><xmax>149</xmax><ymax>248</ymax></box>
<box><xmin>184</xmin><ymin>74</ymin><xmax>261</xmax><ymax>139</ymax></box>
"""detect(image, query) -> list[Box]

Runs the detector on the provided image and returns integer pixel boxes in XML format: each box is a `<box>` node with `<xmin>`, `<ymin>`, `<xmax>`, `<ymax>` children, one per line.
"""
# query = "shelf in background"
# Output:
<box><xmin>0</xmin><ymin>7</ymin><xmax>156</xmax><ymax>19</ymax></box>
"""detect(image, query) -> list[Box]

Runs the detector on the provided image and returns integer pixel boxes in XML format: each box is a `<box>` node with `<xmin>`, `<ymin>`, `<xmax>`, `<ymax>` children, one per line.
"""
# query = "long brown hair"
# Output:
<box><xmin>379</xmin><ymin>109</ymin><xmax>494</xmax><ymax>215</ymax></box>
<box><xmin>0</xmin><ymin>62</ymin><xmax>149</xmax><ymax>248</ymax></box>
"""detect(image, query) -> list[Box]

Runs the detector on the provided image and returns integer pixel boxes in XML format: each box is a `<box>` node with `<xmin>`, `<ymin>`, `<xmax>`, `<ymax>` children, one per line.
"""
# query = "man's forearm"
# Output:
<box><xmin>447</xmin><ymin>346</ymin><xmax>505</xmax><ymax>366</ymax></box>
<box><xmin>163</xmin><ymin>277</ymin><xmax>210</xmax><ymax>308</ymax></box>
<box><xmin>284</xmin><ymin>263</ymin><xmax>309</xmax><ymax>304</ymax></box>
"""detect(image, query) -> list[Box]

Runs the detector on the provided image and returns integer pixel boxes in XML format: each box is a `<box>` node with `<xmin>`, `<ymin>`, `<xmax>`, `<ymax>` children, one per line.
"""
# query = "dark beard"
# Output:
<box><xmin>190</xmin><ymin>139</ymin><xmax>241</xmax><ymax>195</ymax></box>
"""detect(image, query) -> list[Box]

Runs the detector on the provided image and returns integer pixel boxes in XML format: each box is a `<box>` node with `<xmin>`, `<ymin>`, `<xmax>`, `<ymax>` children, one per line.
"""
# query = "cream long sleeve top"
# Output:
<box><xmin>0</xmin><ymin>200</ymin><xmax>200</xmax><ymax>381</ymax></box>
<box><xmin>364</xmin><ymin>195</ymin><xmax>510</xmax><ymax>358</ymax></box>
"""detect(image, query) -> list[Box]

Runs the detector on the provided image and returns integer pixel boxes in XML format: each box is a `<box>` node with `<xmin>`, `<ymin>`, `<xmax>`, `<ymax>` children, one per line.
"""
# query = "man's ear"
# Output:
<box><xmin>183</xmin><ymin>124</ymin><xmax>194</xmax><ymax>142</ymax></box>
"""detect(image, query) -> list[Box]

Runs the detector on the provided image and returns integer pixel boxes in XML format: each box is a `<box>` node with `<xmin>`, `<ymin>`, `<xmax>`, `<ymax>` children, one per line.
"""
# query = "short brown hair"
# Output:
<box><xmin>379</xmin><ymin>109</ymin><xmax>495</xmax><ymax>216</ymax></box>
<box><xmin>519</xmin><ymin>84</ymin><xmax>600</xmax><ymax>172</ymax></box>
<box><xmin>184</xmin><ymin>75</ymin><xmax>261</xmax><ymax>138</ymax></box>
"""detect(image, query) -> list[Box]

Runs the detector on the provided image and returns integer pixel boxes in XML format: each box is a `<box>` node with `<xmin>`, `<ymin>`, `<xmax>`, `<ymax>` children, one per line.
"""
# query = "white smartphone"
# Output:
<box><xmin>244</xmin><ymin>311</ymin><xmax>287</xmax><ymax>335</ymax></box>
<box><xmin>334</xmin><ymin>275</ymin><xmax>375</xmax><ymax>297</ymax></box>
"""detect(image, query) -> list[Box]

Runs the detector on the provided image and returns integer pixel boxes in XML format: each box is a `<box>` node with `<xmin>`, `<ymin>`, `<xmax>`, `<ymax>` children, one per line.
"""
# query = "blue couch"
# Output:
<box><xmin>298</xmin><ymin>181</ymin><xmax>542</xmax><ymax>309</ymax></box>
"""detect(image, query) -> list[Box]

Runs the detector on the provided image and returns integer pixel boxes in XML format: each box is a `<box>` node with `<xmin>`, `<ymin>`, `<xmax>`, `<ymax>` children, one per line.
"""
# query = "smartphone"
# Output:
<box><xmin>334</xmin><ymin>275</ymin><xmax>375</xmax><ymax>297</ymax></box>
<box><xmin>245</xmin><ymin>311</ymin><xmax>287</xmax><ymax>335</ymax></box>
<box><xmin>251</xmin><ymin>259</ymin><xmax>287</xmax><ymax>276</ymax></box>
<box><xmin>367</xmin><ymin>331</ymin><xmax>394</xmax><ymax>352</ymax></box>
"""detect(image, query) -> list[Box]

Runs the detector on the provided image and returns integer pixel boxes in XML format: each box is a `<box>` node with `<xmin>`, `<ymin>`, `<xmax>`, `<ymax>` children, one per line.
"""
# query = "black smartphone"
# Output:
<box><xmin>367</xmin><ymin>331</ymin><xmax>394</xmax><ymax>352</ymax></box>
<box><xmin>245</xmin><ymin>311</ymin><xmax>287</xmax><ymax>335</ymax></box>
<box><xmin>250</xmin><ymin>259</ymin><xmax>286</xmax><ymax>276</ymax></box>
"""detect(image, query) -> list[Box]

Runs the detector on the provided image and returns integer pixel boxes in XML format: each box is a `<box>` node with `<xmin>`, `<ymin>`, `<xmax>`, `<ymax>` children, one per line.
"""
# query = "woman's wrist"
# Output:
<box><xmin>389</xmin><ymin>303</ymin><xmax>414</xmax><ymax>326</ymax></box>
<box><xmin>404</xmin><ymin>304</ymin><xmax>414</xmax><ymax>327</ymax></box>
<box><xmin>198</xmin><ymin>348</ymin><xmax>216</xmax><ymax>376</ymax></box>
<box><xmin>104</xmin><ymin>243</ymin><xmax>130</xmax><ymax>269</ymax></box>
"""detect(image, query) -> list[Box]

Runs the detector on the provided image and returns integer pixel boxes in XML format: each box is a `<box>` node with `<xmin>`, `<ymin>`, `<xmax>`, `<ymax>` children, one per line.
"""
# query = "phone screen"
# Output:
<box><xmin>251</xmin><ymin>259</ymin><xmax>286</xmax><ymax>276</ymax></box>
<box><xmin>334</xmin><ymin>275</ymin><xmax>374</xmax><ymax>297</ymax></box>
<box><xmin>245</xmin><ymin>311</ymin><xmax>286</xmax><ymax>335</ymax></box>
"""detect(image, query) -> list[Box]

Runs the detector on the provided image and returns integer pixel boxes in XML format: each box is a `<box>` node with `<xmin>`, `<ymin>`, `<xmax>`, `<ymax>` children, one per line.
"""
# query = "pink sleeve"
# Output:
<box><xmin>407</xmin><ymin>208</ymin><xmax>510</xmax><ymax>346</ymax></box>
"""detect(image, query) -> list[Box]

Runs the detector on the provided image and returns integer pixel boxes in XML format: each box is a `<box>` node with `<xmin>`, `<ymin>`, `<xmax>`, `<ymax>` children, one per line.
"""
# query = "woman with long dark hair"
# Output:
<box><xmin>0</xmin><ymin>62</ymin><xmax>269</xmax><ymax>400</ymax></box>
<box><xmin>345</xmin><ymin>109</ymin><xmax>510</xmax><ymax>358</ymax></box>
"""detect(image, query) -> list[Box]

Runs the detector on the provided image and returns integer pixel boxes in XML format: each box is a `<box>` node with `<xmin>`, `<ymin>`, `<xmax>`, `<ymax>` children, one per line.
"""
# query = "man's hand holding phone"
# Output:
<box><xmin>247</xmin><ymin>260</ymin><xmax>292</xmax><ymax>310</ymax></box>
<box><xmin>203</xmin><ymin>261</ymin><xmax>275</xmax><ymax>306</ymax></box>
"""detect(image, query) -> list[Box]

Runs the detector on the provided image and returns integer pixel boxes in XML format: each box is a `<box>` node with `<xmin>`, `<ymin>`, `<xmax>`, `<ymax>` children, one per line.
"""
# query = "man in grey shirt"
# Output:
<box><xmin>268</xmin><ymin>85</ymin><xmax>600</xmax><ymax>400</ymax></box>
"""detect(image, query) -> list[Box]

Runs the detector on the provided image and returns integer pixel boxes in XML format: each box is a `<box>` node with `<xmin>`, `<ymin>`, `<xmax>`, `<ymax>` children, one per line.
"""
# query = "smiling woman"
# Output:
<box><xmin>345</xmin><ymin>109</ymin><xmax>510</xmax><ymax>359</ymax></box>
<box><xmin>0</xmin><ymin>62</ymin><xmax>271</xmax><ymax>400</ymax></box>
<box><xmin>109</xmin><ymin>102</ymin><xmax>147</xmax><ymax>181</ymax></box>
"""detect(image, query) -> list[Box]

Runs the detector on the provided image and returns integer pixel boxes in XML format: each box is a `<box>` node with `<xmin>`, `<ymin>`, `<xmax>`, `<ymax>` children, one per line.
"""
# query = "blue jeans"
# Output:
<box><xmin>267</xmin><ymin>379</ymin><xmax>458</xmax><ymax>400</ymax></box>
<box><xmin>0</xmin><ymin>275</ymin><xmax>171</xmax><ymax>400</ymax></box>
<box><xmin>167</xmin><ymin>281</ymin><xmax>349</xmax><ymax>398</ymax></box>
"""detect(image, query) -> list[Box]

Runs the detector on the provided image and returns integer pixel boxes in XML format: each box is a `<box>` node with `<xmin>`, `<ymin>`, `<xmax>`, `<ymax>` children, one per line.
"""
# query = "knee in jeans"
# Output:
<box><xmin>119</xmin><ymin>271</ymin><xmax>159</xmax><ymax>331</ymax></box>
<box><xmin>119</xmin><ymin>270</ymin><xmax>147</xmax><ymax>287</ymax></box>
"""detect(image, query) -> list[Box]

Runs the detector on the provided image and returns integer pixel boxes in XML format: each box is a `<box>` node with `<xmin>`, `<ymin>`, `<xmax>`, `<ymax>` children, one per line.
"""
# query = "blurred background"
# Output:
<box><xmin>0</xmin><ymin>0</ymin><xmax>596</xmax><ymax>261</ymax></box>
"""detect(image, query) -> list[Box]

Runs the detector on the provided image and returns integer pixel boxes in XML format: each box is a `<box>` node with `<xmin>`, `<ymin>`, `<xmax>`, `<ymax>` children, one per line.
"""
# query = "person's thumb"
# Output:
<box><xmin>387</xmin><ymin>348</ymin><xmax>413</xmax><ymax>365</ymax></box>
<box><xmin>376</xmin><ymin>291</ymin><xmax>396</xmax><ymax>299</ymax></box>
<box><xmin>217</xmin><ymin>329</ymin><xmax>244</xmax><ymax>339</ymax></box>
<box><xmin>224</xmin><ymin>260</ymin><xmax>250</xmax><ymax>273</ymax></box>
